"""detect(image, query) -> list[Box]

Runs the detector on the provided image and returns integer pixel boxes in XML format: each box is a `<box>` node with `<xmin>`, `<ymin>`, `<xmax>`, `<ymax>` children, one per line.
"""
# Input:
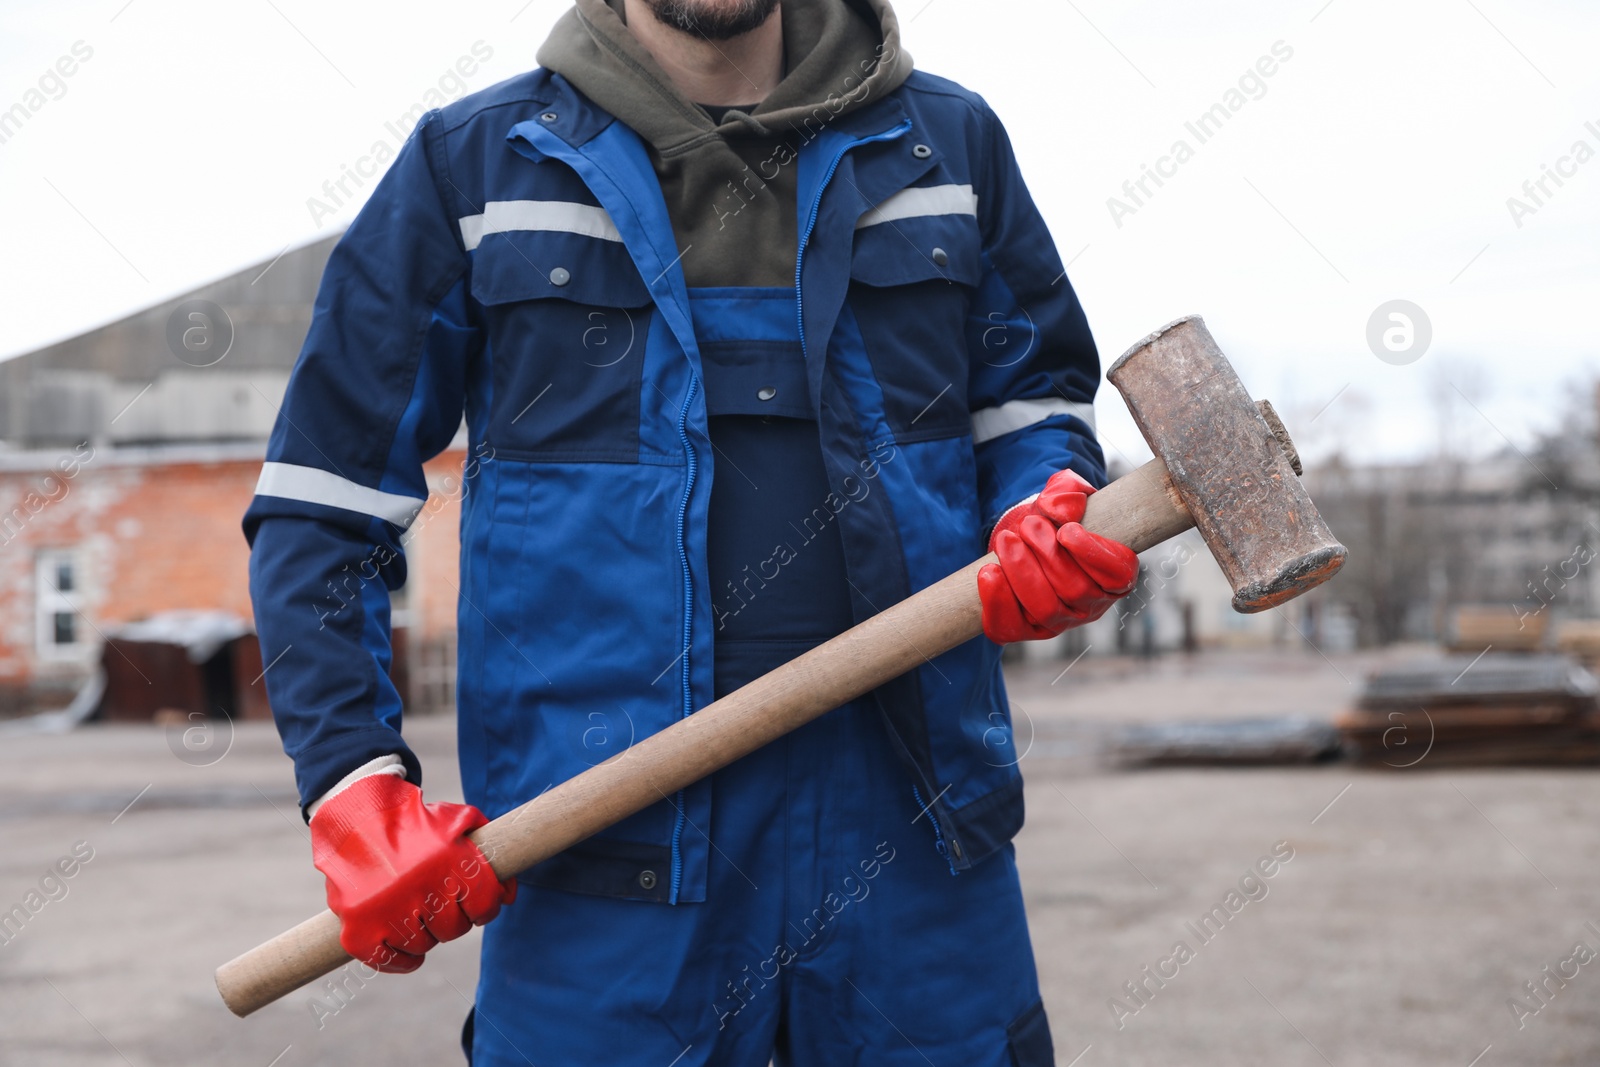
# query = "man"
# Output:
<box><xmin>244</xmin><ymin>0</ymin><xmax>1137</xmax><ymax>1063</ymax></box>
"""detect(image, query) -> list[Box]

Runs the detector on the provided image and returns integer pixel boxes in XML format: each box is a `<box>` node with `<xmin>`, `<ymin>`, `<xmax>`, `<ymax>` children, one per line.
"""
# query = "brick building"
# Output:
<box><xmin>0</xmin><ymin>236</ymin><xmax>466</xmax><ymax>718</ymax></box>
<box><xmin>15</xmin><ymin>231</ymin><xmax>1576</xmax><ymax>719</ymax></box>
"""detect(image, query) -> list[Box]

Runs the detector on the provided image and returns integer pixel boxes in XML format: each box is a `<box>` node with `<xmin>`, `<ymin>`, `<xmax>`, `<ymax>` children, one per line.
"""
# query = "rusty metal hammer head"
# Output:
<box><xmin>1108</xmin><ymin>315</ymin><xmax>1346</xmax><ymax>613</ymax></box>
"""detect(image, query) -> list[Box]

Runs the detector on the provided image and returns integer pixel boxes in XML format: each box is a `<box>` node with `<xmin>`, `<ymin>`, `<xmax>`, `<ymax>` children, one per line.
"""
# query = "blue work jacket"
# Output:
<box><xmin>244</xmin><ymin>67</ymin><xmax>1106</xmax><ymax>902</ymax></box>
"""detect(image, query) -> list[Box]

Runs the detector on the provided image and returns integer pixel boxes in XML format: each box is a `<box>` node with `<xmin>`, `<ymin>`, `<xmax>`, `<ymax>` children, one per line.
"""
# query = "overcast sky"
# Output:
<box><xmin>2</xmin><ymin>0</ymin><xmax>1596</xmax><ymax>466</ymax></box>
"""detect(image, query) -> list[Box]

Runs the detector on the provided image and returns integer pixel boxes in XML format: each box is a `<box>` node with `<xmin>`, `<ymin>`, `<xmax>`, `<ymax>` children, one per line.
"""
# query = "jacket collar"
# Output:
<box><xmin>507</xmin><ymin>82</ymin><xmax>701</xmax><ymax>384</ymax></box>
<box><xmin>515</xmin><ymin>73</ymin><xmax>915</xmax><ymax>158</ymax></box>
<box><xmin>506</xmin><ymin>73</ymin><xmax>619</xmax><ymax>154</ymax></box>
<box><xmin>506</xmin><ymin>78</ymin><xmax>937</xmax><ymax>413</ymax></box>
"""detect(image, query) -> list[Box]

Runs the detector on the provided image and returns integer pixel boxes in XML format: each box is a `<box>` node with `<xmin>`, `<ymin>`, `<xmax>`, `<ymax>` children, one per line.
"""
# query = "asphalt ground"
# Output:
<box><xmin>2</xmin><ymin>648</ymin><xmax>1597</xmax><ymax>1066</ymax></box>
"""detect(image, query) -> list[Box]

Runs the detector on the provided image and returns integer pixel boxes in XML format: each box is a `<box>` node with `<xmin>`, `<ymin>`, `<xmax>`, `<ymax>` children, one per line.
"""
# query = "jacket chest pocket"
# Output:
<box><xmin>847</xmin><ymin>210</ymin><xmax>983</xmax><ymax>443</ymax></box>
<box><xmin>471</xmin><ymin>233</ymin><xmax>654</xmax><ymax>463</ymax></box>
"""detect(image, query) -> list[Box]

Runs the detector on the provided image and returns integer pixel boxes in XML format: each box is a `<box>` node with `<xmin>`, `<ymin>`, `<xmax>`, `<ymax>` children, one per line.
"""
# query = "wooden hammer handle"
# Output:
<box><xmin>215</xmin><ymin>457</ymin><xmax>1192</xmax><ymax>1016</ymax></box>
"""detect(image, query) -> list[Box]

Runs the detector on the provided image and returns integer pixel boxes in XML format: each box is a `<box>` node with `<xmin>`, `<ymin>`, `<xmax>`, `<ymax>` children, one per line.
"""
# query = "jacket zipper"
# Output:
<box><xmin>668</xmin><ymin>375</ymin><xmax>699</xmax><ymax>903</ymax></box>
<box><xmin>794</xmin><ymin>119</ymin><xmax>914</xmax><ymax>357</ymax></box>
<box><xmin>911</xmin><ymin>783</ymin><xmax>957</xmax><ymax>874</ymax></box>
<box><xmin>509</xmin><ymin>120</ymin><xmax>707</xmax><ymax>902</ymax></box>
<box><xmin>797</xmin><ymin>119</ymin><xmax>961</xmax><ymax>871</ymax></box>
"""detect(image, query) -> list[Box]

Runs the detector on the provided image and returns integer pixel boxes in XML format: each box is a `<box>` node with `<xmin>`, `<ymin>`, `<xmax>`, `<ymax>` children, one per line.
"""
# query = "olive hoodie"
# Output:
<box><xmin>537</xmin><ymin>0</ymin><xmax>914</xmax><ymax>286</ymax></box>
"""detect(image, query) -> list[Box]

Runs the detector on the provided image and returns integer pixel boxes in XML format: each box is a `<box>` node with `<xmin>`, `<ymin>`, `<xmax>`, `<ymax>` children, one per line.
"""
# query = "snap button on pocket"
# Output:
<box><xmin>549</xmin><ymin>267</ymin><xmax>571</xmax><ymax>287</ymax></box>
<box><xmin>757</xmin><ymin>387</ymin><xmax>777</xmax><ymax>401</ymax></box>
<box><xmin>540</xmin><ymin>111</ymin><xmax>559</xmax><ymax>122</ymax></box>
<box><xmin>931</xmin><ymin>247</ymin><xmax>949</xmax><ymax>267</ymax></box>
<box><xmin>638</xmin><ymin>870</ymin><xmax>658</xmax><ymax>890</ymax></box>
<box><xmin>912</xmin><ymin>143</ymin><xmax>932</xmax><ymax>159</ymax></box>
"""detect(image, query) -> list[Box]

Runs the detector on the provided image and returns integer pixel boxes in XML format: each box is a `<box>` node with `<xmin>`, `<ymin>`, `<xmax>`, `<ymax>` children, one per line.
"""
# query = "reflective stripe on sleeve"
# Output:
<box><xmin>254</xmin><ymin>462</ymin><xmax>426</xmax><ymax>527</ymax></box>
<box><xmin>971</xmin><ymin>398</ymin><xmax>1097</xmax><ymax>444</ymax></box>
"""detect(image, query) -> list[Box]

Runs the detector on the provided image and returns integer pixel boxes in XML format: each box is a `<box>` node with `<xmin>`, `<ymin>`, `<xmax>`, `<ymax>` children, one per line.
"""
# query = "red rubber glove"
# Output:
<box><xmin>309</xmin><ymin>774</ymin><xmax>515</xmax><ymax>973</ymax></box>
<box><xmin>978</xmin><ymin>469</ymin><xmax>1140</xmax><ymax>643</ymax></box>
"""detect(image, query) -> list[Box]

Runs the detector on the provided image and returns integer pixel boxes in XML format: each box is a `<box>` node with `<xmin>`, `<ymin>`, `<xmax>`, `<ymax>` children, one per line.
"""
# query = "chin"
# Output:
<box><xmin>643</xmin><ymin>0</ymin><xmax>781</xmax><ymax>41</ymax></box>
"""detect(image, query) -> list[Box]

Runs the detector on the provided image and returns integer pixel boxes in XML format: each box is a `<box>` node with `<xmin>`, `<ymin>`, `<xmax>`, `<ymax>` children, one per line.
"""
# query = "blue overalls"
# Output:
<box><xmin>468</xmin><ymin>290</ymin><xmax>1054</xmax><ymax>1066</ymax></box>
<box><xmin>244</xmin><ymin>69</ymin><xmax>1107</xmax><ymax>1067</ymax></box>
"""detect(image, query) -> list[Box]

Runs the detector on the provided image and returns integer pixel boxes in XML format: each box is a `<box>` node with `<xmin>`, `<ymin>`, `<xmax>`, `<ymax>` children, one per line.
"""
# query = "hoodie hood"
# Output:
<box><xmin>535</xmin><ymin>0</ymin><xmax>914</xmax><ymax>288</ymax></box>
<box><xmin>538</xmin><ymin>0</ymin><xmax>914</xmax><ymax>155</ymax></box>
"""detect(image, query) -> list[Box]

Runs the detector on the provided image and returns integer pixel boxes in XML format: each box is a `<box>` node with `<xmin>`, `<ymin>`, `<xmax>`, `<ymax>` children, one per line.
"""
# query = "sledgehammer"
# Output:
<box><xmin>216</xmin><ymin>314</ymin><xmax>1345</xmax><ymax>1016</ymax></box>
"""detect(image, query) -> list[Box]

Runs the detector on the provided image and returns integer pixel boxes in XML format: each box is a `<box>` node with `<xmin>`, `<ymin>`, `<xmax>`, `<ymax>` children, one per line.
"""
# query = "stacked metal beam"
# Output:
<box><xmin>1337</xmin><ymin>654</ymin><xmax>1600</xmax><ymax>766</ymax></box>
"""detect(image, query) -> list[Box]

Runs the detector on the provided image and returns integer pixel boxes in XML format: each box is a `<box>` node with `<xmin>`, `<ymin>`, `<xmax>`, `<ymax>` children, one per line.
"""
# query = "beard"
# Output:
<box><xmin>641</xmin><ymin>0</ymin><xmax>781</xmax><ymax>40</ymax></box>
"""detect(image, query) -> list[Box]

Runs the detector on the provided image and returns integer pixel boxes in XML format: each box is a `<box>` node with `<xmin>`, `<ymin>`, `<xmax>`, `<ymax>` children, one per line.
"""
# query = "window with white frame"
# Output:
<box><xmin>389</xmin><ymin>578</ymin><xmax>413</xmax><ymax>630</ymax></box>
<box><xmin>36</xmin><ymin>549</ymin><xmax>90</xmax><ymax>661</ymax></box>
